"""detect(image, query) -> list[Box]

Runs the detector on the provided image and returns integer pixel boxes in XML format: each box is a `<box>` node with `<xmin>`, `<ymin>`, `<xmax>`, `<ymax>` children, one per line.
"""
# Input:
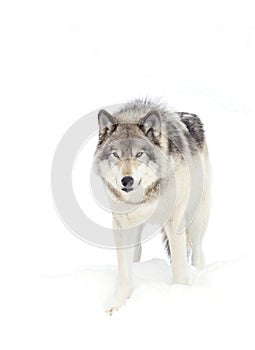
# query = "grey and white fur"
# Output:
<box><xmin>93</xmin><ymin>98</ymin><xmax>210</xmax><ymax>314</ymax></box>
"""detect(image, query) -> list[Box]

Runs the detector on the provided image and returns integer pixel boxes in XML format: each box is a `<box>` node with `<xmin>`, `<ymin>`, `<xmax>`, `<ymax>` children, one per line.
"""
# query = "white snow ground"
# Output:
<box><xmin>1</xmin><ymin>0</ymin><xmax>255</xmax><ymax>349</ymax></box>
<box><xmin>0</xmin><ymin>256</ymin><xmax>254</xmax><ymax>350</ymax></box>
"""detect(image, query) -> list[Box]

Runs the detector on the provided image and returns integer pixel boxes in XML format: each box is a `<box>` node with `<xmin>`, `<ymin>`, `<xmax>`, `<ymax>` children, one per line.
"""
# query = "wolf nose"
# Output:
<box><xmin>121</xmin><ymin>176</ymin><xmax>134</xmax><ymax>187</ymax></box>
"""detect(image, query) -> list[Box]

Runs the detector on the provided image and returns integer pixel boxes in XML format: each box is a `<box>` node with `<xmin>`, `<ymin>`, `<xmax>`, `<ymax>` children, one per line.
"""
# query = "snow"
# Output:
<box><xmin>1</xmin><ymin>257</ymin><xmax>254</xmax><ymax>349</ymax></box>
<box><xmin>1</xmin><ymin>0</ymin><xmax>255</xmax><ymax>349</ymax></box>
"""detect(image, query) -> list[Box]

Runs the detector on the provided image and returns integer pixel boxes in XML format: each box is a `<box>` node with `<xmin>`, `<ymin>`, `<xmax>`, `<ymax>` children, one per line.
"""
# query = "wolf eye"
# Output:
<box><xmin>112</xmin><ymin>151</ymin><xmax>120</xmax><ymax>159</ymax></box>
<box><xmin>136</xmin><ymin>151</ymin><xmax>144</xmax><ymax>158</ymax></box>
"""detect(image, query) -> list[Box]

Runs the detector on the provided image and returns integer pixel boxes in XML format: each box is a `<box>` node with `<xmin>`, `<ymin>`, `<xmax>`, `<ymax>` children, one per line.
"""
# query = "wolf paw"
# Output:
<box><xmin>105</xmin><ymin>300</ymin><xmax>126</xmax><ymax>316</ymax></box>
<box><xmin>105</xmin><ymin>285</ymin><xmax>132</xmax><ymax>315</ymax></box>
<box><xmin>106</xmin><ymin>305</ymin><xmax>120</xmax><ymax>316</ymax></box>
<box><xmin>192</xmin><ymin>253</ymin><xmax>205</xmax><ymax>270</ymax></box>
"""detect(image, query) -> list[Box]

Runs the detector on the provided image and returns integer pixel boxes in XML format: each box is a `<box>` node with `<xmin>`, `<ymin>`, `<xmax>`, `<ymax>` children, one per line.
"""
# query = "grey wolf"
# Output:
<box><xmin>93</xmin><ymin>99</ymin><xmax>210</xmax><ymax>314</ymax></box>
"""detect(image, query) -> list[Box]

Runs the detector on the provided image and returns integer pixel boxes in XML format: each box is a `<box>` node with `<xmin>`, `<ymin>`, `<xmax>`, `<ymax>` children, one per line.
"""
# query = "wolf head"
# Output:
<box><xmin>94</xmin><ymin>108</ymin><xmax>167</xmax><ymax>203</ymax></box>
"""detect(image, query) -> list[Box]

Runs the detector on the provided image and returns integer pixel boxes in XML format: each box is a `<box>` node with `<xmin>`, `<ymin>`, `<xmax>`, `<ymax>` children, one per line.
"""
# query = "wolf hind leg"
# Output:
<box><xmin>190</xmin><ymin>233</ymin><xmax>205</xmax><ymax>269</ymax></box>
<box><xmin>187</xmin><ymin>198</ymin><xmax>209</xmax><ymax>269</ymax></box>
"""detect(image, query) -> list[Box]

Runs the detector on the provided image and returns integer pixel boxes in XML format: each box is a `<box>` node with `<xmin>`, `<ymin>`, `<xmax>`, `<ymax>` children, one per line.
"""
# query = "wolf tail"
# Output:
<box><xmin>161</xmin><ymin>228</ymin><xmax>171</xmax><ymax>260</ymax></box>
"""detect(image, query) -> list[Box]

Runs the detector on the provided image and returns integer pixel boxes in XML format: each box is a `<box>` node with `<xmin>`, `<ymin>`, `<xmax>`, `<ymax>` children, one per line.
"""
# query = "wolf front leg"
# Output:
<box><xmin>106</xmin><ymin>218</ymin><xmax>138</xmax><ymax>315</ymax></box>
<box><xmin>164</xmin><ymin>221</ymin><xmax>189</xmax><ymax>285</ymax></box>
<box><xmin>133</xmin><ymin>225</ymin><xmax>143</xmax><ymax>263</ymax></box>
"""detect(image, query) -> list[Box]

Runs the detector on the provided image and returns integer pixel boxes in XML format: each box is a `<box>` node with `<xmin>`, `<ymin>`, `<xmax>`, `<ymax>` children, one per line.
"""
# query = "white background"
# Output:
<box><xmin>1</xmin><ymin>0</ymin><xmax>255</xmax><ymax>349</ymax></box>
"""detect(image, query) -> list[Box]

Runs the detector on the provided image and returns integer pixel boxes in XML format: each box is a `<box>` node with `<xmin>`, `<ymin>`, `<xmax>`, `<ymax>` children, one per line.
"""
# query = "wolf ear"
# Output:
<box><xmin>138</xmin><ymin>110</ymin><xmax>161</xmax><ymax>142</ymax></box>
<box><xmin>98</xmin><ymin>109</ymin><xmax>117</xmax><ymax>131</ymax></box>
<box><xmin>97</xmin><ymin>109</ymin><xmax>117</xmax><ymax>144</ymax></box>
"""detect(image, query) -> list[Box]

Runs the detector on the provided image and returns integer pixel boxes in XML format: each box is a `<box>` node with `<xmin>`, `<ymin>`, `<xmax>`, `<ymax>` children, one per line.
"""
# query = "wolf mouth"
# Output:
<box><xmin>121</xmin><ymin>188</ymin><xmax>134</xmax><ymax>193</ymax></box>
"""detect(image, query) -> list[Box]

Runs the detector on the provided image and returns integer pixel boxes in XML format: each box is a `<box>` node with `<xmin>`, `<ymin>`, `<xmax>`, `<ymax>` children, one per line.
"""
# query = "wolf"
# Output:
<box><xmin>93</xmin><ymin>99</ymin><xmax>210</xmax><ymax>314</ymax></box>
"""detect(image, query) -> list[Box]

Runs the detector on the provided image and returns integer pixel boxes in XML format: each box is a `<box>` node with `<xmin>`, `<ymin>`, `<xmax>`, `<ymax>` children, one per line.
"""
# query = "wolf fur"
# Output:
<box><xmin>93</xmin><ymin>98</ymin><xmax>210</xmax><ymax>314</ymax></box>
